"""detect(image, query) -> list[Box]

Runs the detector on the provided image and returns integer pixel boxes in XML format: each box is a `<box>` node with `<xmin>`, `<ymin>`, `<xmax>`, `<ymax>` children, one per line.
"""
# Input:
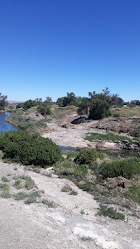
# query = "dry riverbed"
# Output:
<box><xmin>0</xmin><ymin>162</ymin><xmax>140</xmax><ymax>249</ymax></box>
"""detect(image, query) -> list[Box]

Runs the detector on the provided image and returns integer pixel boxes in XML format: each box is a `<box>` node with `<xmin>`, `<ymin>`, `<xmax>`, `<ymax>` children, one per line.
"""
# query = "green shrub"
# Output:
<box><xmin>25</xmin><ymin>177</ymin><xmax>36</xmax><ymax>189</ymax></box>
<box><xmin>98</xmin><ymin>205</ymin><xmax>125</xmax><ymax>220</ymax></box>
<box><xmin>1</xmin><ymin>176</ymin><xmax>9</xmax><ymax>182</ymax></box>
<box><xmin>42</xmin><ymin>199</ymin><xmax>56</xmax><ymax>208</ymax></box>
<box><xmin>61</xmin><ymin>185</ymin><xmax>78</xmax><ymax>195</ymax></box>
<box><xmin>14</xmin><ymin>192</ymin><xmax>28</xmax><ymax>200</ymax></box>
<box><xmin>24</xmin><ymin>196</ymin><xmax>37</xmax><ymax>204</ymax></box>
<box><xmin>0</xmin><ymin>184</ymin><xmax>11</xmax><ymax>198</ymax></box>
<box><xmin>125</xmin><ymin>186</ymin><xmax>140</xmax><ymax>203</ymax></box>
<box><xmin>99</xmin><ymin>158</ymin><xmax>140</xmax><ymax>179</ymax></box>
<box><xmin>14</xmin><ymin>180</ymin><xmax>23</xmax><ymax>189</ymax></box>
<box><xmin>0</xmin><ymin>131</ymin><xmax>62</xmax><ymax>166</ymax></box>
<box><xmin>85</xmin><ymin>132</ymin><xmax>133</xmax><ymax>143</ymax></box>
<box><xmin>74</xmin><ymin>148</ymin><xmax>104</xmax><ymax>165</ymax></box>
<box><xmin>130</xmin><ymin>126</ymin><xmax>140</xmax><ymax>138</ymax></box>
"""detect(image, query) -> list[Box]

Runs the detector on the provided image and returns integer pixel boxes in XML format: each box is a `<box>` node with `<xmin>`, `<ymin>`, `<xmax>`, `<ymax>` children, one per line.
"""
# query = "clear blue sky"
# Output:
<box><xmin>0</xmin><ymin>0</ymin><xmax>140</xmax><ymax>102</ymax></box>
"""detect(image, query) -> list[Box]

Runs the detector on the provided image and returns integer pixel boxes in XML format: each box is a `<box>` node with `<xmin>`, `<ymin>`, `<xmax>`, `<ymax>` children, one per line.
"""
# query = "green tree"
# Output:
<box><xmin>88</xmin><ymin>88</ymin><xmax>111</xmax><ymax>120</ymax></box>
<box><xmin>77</xmin><ymin>97</ymin><xmax>91</xmax><ymax>115</ymax></box>
<box><xmin>38</xmin><ymin>97</ymin><xmax>52</xmax><ymax>116</ymax></box>
<box><xmin>0</xmin><ymin>93</ymin><xmax>8</xmax><ymax>110</ymax></box>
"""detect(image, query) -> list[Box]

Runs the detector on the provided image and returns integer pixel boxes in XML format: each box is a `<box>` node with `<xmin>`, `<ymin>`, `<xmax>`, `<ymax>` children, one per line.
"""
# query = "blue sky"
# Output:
<box><xmin>0</xmin><ymin>0</ymin><xmax>140</xmax><ymax>102</ymax></box>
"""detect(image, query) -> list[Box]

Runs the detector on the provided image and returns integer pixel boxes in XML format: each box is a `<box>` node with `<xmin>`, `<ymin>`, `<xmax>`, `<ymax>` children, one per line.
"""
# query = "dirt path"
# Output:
<box><xmin>0</xmin><ymin>162</ymin><xmax>140</xmax><ymax>249</ymax></box>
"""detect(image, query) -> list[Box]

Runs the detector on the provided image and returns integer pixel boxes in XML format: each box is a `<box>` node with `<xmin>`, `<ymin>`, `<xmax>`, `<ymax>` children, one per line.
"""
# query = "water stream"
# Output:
<box><xmin>0</xmin><ymin>113</ymin><xmax>18</xmax><ymax>132</ymax></box>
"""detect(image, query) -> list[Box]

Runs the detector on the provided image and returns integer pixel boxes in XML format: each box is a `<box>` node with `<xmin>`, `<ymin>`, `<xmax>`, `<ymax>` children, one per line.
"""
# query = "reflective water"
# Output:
<box><xmin>0</xmin><ymin>113</ymin><xmax>18</xmax><ymax>132</ymax></box>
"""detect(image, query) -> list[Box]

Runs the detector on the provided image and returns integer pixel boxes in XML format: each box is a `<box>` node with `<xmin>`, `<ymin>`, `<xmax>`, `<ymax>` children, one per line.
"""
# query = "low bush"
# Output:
<box><xmin>125</xmin><ymin>186</ymin><xmax>140</xmax><ymax>203</ymax></box>
<box><xmin>98</xmin><ymin>158</ymin><xmax>140</xmax><ymax>179</ymax></box>
<box><xmin>1</xmin><ymin>176</ymin><xmax>9</xmax><ymax>182</ymax></box>
<box><xmin>130</xmin><ymin>126</ymin><xmax>140</xmax><ymax>138</ymax></box>
<box><xmin>42</xmin><ymin>199</ymin><xmax>56</xmax><ymax>208</ymax></box>
<box><xmin>0</xmin><ymin>184</ymin><xmax>11</xmax><ymax>198</ymax></box>
<box><xmin>98</xmin><ymin>205</ymin><xmax>125</xmax><ymax>220</ymax></box>
<box><xmin>74</xmin><ymin>148</ymin><xmax>104</xmax><ymax>165</ymax></box>
<box><xmin>0</xmin><ymin>130</ymin><xmax>62</xmax><ymax>166</ymax></box>
<box><xmin>14</xmin><ymin>192</ymin><xmax>28</xmax><ymax>200</ymax></box>
<box><xmin>61</xmin><ymin>185</ymin><xmax>78</xmax><ymax>195</ymax></box>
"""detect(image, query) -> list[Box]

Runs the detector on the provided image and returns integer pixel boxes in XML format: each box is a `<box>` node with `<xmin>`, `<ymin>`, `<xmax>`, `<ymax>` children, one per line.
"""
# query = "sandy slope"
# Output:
<box><xmin>0</xmin><ymin>162</ymin><xmax>140</xmax><ymax>249</ymax></box>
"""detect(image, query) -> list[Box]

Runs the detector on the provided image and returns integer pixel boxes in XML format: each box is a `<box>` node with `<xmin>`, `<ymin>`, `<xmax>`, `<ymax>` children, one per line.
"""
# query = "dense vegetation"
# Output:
<box><xmin>12</xmin><ymin>88</ymin><xmax>140</xmax><ymax>121</ymax></box>
<box><xmin>16</xmin><ymin>97</ymin><xmax>53</xmax><ymax>116</ymax></box>
<box><xmin>98</xmin><ymin>158</ymin><xmax>140</xmax><ymax>179</ymax></box>
<box><xmin>0</xmin><ymin>131</ymin><xmax>62</xmax><ymax>166</ymax></box>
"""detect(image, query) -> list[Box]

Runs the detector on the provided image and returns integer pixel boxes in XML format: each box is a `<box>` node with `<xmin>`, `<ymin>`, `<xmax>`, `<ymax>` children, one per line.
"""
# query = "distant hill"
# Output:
<box><xmin>8</xmin><ymin>100</ymin><xmax>24</xmax><ymax>104</ymax></box>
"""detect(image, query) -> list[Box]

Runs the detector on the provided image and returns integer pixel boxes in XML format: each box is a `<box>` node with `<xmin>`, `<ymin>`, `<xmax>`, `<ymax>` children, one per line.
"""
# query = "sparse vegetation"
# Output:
<box><xmin>24</xmin><ymin>196</ymin><xmax>37</xmax><ymax>204</ymax></box>
<box><xmin>98</xmin><ymin>205</ymin><xmax>125</xmax><ymax>220</ymax></box>
<box><xmin>111</xmin><ymin>106</ymin><xmax>140</xmax><ymax>118</ymax></box>
<box><xmin>61</xmin><ymin>185</ymin><xmax>78</xmax><ymax>195</ymax></box>
<box><xmin>14</xmin><ymin>192</ymin><xmax>28</xmax><ymax>200</ymax></box>
<box><xmin>42</xmin><ymin>199</ymin><xmax>57</xmax><ymax>208</ymax></box>
<box><xmin>1</xmin><ymin>176</ymin><xmax>9</xmax><ymax>182</ymax></box>
<box><xmin>125</xmin><ymin>186</ymin><xmax>140</xmax><ymax>203</ymax></box>
<box><xmin>14</xmin><ymin>179</ymin><xmax>23</xmax><ymax>189</ymax></box>
<box><xmin>25</xmin><ymin>177</ymin><xmax>36</xmax><ymax>189</ymax></box>
<box><xmin>0</xmin><ymin>184</ymin><xmax>11</xmax><ymax>198</ymax></box>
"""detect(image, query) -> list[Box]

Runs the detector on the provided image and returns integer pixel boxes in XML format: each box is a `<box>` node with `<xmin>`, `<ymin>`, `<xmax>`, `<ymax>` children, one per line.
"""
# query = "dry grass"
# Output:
<box><xmin>111</xmin><ymin>106</ymin><xmax>140</xmax><ymax>117</ymax></box>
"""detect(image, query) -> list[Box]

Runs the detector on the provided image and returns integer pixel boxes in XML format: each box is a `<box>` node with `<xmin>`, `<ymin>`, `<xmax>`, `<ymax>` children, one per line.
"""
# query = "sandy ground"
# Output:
<box><xmin>0</xmin><ymin>162</ymin><xmax>140</xmax><ymax>249</ymax></box>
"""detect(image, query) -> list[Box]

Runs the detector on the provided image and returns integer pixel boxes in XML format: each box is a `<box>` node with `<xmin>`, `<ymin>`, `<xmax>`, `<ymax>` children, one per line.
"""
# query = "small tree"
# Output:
<box><xmin>0</xmin><ymin>93</ymin><xmax>8</xmax><ymax>110</ymax></box>
<box><xmin>88</xmin><ymin>88</ymin><xmax>111</xmax><ymax>119</ymax></box>
<box><xmin>38</xmin><ymin>97</ymin><xmax>52</xmax><ymax>116</ymax></box>
<box><xmin>77</xmin><ymin>97</ymin><xmax>91</xmax><ymax>115</ymax></box>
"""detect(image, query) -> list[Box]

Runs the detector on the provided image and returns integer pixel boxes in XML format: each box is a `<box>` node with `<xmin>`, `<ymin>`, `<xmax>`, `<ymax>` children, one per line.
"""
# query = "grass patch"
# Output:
<box><xmin>111</xmin><ymin>106</ymin><xmax>140</xmax><ymax>118</ymax></box>
<box><xmin>61</xmin><ymin>185</ymin><xmax>78</xmax><ymax>195</ymax></box>
<box><xmin>24</xmin><ymin>191</ymin><xmax>41</xmax><ymax>204</ymax></box>
<box><xmin>42</xmin><ymin>199</ymin><xmax>57</xmax><ymax>208</ymax></box>
<box><xmin>1</xmin><ymin>176</ymin><xmax>9</xmax><ymax>182</ymax></box>
<box><xmin>0</xmin><ymin>183</ymin><xmax>10</xmax><ymax>191</ymax></box>
<box><xmin>125</xmin><ymin>186</ymin><xmax>140</xmax><ymax>203</ymax></box>
<box><xmin>14</xmin><ymin>179</ymin><xmax>23</xmax><ymax>189</ymax></box>
<box><xmin>85</xmin><ymin>132</ymin><xmax>133</xmax><ymax>144</ymax></box>
<box><xmin>24</xmin><ymin>196</ymin><xmax>37</xmax><ymax>204</ymax></box>
<box><xmin>25</xmin><ymin>177</ymin><xmax>36</xmax><ymax>189</ymax></box>
<box><xmin>0</xmin><ymin>184</ymin><xmax>11</xmax><ymax>198</ymax></box>
<box><xmin>14</xmin><ymin>192</ymin><xmax>28</xmax><ymax>200</ymax></box>
<box><xmin>98</xmin><ymin>205</ymin><xmax>125</xmax><ymax>220</ymax></box>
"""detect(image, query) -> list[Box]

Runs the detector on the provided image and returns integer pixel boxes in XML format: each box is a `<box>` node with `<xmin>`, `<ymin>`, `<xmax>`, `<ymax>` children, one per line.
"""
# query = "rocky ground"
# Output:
<box><xmin>42</xmin><ymin>112</ymin><xmax>140</xmax><ymax>151</ymax></box>
<box><xmin>0</xmin><ymin>162</ymin><xmax>140</xmax><ymax>249</ymax></box>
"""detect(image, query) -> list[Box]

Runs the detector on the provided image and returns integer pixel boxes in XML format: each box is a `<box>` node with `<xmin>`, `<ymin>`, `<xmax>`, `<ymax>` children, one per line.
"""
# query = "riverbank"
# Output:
<box><xmin>42</xmin><ymin>120</ymin><xmax>140</xmax><ymax>152</ymax></box>
<box><xmin>4</xmin><ymin>106</ymin><xmax>140</xmax><ymax>152</ymax></box>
